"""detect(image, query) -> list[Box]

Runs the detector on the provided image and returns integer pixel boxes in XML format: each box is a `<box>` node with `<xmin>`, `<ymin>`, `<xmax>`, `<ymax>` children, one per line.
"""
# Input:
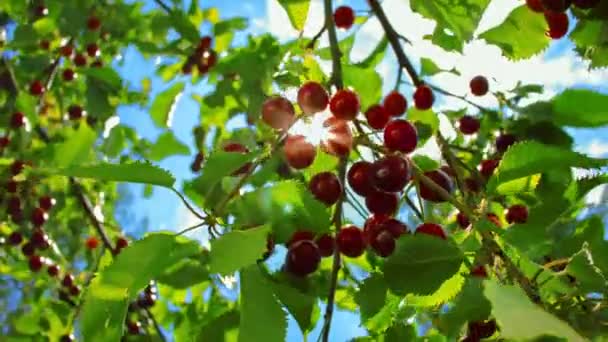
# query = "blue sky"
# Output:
<box><xmin>112</xmin><ymin>0</ymin><xmax>608</xmax><ymax>341</ymax></box>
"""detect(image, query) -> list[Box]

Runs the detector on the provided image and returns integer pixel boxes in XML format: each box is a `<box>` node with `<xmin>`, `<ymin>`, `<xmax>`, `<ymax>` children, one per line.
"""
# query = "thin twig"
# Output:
<box><xmin>403</xmin><ymin>194</ymin><xmax>423</xmax><ymax>222</ymax></box>
<box><xmin>144</xmin><ymin>307</ymin><xmax>167</xmax><ymax>342</ymax></box>
<box><xmin>171</xmin><ymin>187</ymin><xmax>206</xmax><ymax>220</ymax></box>
<box><xmin>152</xmin><ymin>0</ymin><xmax>172</xmax><ymax>13</ymax></box>
<box><xmin>175</xmin><ymin>222</ymin><xmax>207</xmax><ymax>236</ymax></box>
<box><xmin>429</xmin><ymin>84</ymin><xmax>489</xmax><ymax>112</ymax></box>
<box><xmin>306</xmin><ymin>25</ymin><xmax>327</xmax><ymax>49</ymax></box>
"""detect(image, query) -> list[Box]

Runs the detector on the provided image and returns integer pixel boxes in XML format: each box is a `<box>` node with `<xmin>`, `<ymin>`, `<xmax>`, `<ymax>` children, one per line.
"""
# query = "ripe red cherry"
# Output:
<box><xmin>347</xmin><ymin>161</ymin><xmax>374</xmax><ymax>196</ymax></box>
<box><xmin>479</xmin><ymin>159</ymin><xmax>500</xmax><ymax>178</ymax></box>
<box><xmin>369</xmin><ymin>155</ymin><xmax>411</xmax><ymax>193</ymax></box>
<box><xmin>309</xmin><ymin>172</ymin><xmax>342</xmax><ymax>205</ymax></box>
<box><xmin>223</xmin><ymin>142</ymin><xmax>253</xmax><ymax>175</ymax></box>
<box><xmin>39</xmin><ymin>196</ymin><xmax>56</xmax><ymax>211</ymax></box>
<box><xmin>315</xmin><ymin>234</ymin><xmax>335</xmax><ymax>257</ymax></box>
<box><xmin>68</xmin><ymin>105</ymin><xmax>85</xmax><ymax>120</ymax></box>
<box><xmin>287</xmin><ymin>230</ymin><xmax>315</xmax><ymax>247</ymax></box>
<box><xmin>8</xmin><ymin>232</ymin><xmax>23</xmax><ymax>246</ymax></box>
<box><xmin>371</xmin><ymin>230</ymin><xmax>396</xmax><ymax>257</ymax></box>
<box><xmin>468</xmin><ymin>320</ymin><xmax>498</xmax><ymax>340</ymax></box>
<box><xmin>47</xmin><ymin>264</ymin><xmax>60</xmax><ymax>277</ymax></box>
<box><xmin>86</xmin><ymin>43</ymin><xmax>99</xmax><ymax>57</ymax></box>
<box><xmin>506</xmin><ymin>204</ymin><xmax>529</xmax><ymax>224</ymax></box>
<box><xmin>542</xmin><ymin>0</ymin><xmax>571</xmax><ymax>12</ymax></box>
<box><xmin>191</xmin><ymin>152</ymin><xmax>204</xmax><ymax>172</ymax></box>
<box><xmin>284</xmin><ymin>135</ymin><xmax>316</xmax><ymax>169</ymax></box>
<box><xmin>60</xmin><ymin>335</ymin><xmax>74</xmax><ymax>342</ymax></box>
<box><xmin>333</xmin><ymin>6</ymin><xmax>355</xmax><ymax>29</ymax></box>
<box><xmin>198</xmin><ymin>36</ymin><xmax>212</xmax><ymax>51</ymax></box>
<box><xmin>456</xmin><ymin>212</ymin><xmax>470</xmax><ymax>228</ymax></box>
<box><xmin>365</xmin><ymin>105</ymin><xmax>390</xmax><ymax>130</ymax></box>
<box><xmin>545</xmin><ymin>11</ymin><xmax>569</xmax><ymax>39</ymax></box>
<box><xmin>419</xmin><ymin>170</ymin><xmax>454</xmax><ymax>202</ymax></box>
<box><xmin>464</xmin><ymin>177</ymin><xmax>481</xmax><ymax>193</ymax></box>
<box><xmin>0</xmin><ymin>136</ymin><xmax>10</xmax><ymax>148</ymax></box>
<box><xmin>35</xmin><ymin>5</ymin><xmax>48</xmax><ymax>17</ymax></box>
<box><xmin>496</xmin><ymin>133</ymin><xmax>517</xmax><ymax>153</ymax></box>
<box><xmin>62</xmin><ymin>274</ymin><xmax>75</xmax><ymax>287</ymax></box>
<box><xmin>384</xmin><ymin>119</ymin><xmax>418</xmax><ymax>153</ymax></box>
<box><xmin>116</xmin><ymin>236</ymin><xmax>129</xmax><ymax>249</ymax></box>
<box><xmin>365</xmin><ymin>190</ymin><xmax>398</xmax><ymax>216</ymax></box>
<box><xmin>262</xmin><ymin>96</ymin><xmax>295</xmax><ymax>130</ymax></box>
<box><xmin>459</xmin><ymin>115</ymin><xmax>480</xmax><ymax>135</ymax></box>
<box><xmin>62</xmin><ymin>69</ymin><xmax>76</xmax><ymax>81</ymax></box>
<box><xmin>22</xmin><ymin>242</ymin><xmax>35</xmax><ymax>256</ymax></box>
<box><xmin>8</xmin><ymin>197</ymin><xmax>21</xmax><ymax>215</ymax></box>
<box><xmin>60</xmin><ymin>44</ymin><xmax>74</xmax><ymax>57</ymax></box>
<box><xmin>74</xmin><ymin>53</ymin><xmax>87</xmax><ymax>67</ymax></box>
<box><xmin>31</xmin><ymin>229</ymin><xmax>49</xmax><ymax>249</ymax></box>
<box><xmin>471</xmin><ymin>265</ymin><xmax>488</xmax><ymax>278</ymax></box>
<box><xmin>29</xmin><ymin>255</ymin><xmax>44</xmax><ymax>272</ymax></box>
<box><xmin>11</xmin><ymin>160</ymin><xmax>26</xmax><ymax>175</ymax></box>
<box><xmin>39</xmin><ymin>40</ymin><xmax>50</xmax><ymax>50</ymax></box>
<box><xmin>337</xmin><ymin>225</ymin><xmax>366</xmax><ymax>257</ymax></box>
<box><xmin>30</xmin><ymin>80</ymin><xmax>45</xmax><ymax>96</ymax></box>
<box><xmin>383</xmin><ymin>91</ymin><xmax>407</xmax><ymax>117</ymax></box>
<box><xmin>379</xmin><ymin>218</ymin><xmax>408</xmax><ymax>238</ymax></box>
<box><xmin>572</xmin><ymin>0</ymin><xmax>599</xmax><ymax>8</ymax></box>
<box><xmin>321</xmin><ymin>116</ymin><xmax>353</xmax><ymax>157</ymax></box>
<box><xmin>87</xmin><ymin>16</ymin><xmax>101</xmax><ymax>31</ymax></box>
<box><xmin>10</xmin><ymin>112</ymin><xmax>26</xmax><ymax>129</ymax></box>
<box><xmin>298</xmin><ymin>81</ymin><xmax>329</xmax><ymax>115</ymax></box>
<box><xmin>415</xmin><ymin>223</ymin><xmax>447</xmax><ymax>240</ymax></box>
<box><xmin>526</xmin><ymin>0</ymin><xmax>545</xmax><ymax>11</ymax></box>
<box><xmin>470</xmin><ymin>76</ymin><xmax>489</xmax><ymax>96</ymax></box>
<box><xmin>69</xmin><ymin>285</ymin><xmax>80</xmax><ymax>296</ymax></box>
<box><xmin>285</xmin><ymin>240</ymin><xmax>321</xmax><ymax>276</ymax></box>
<box><xmin>413</xmin><ymin>85</ymin><xmax>434</xmax><ymax>110</ymax></box>
<box><xmin>31</xmin><ymin>208</ymin><xmax>49</xmax><ymax>227</ymax></box>
<box><xmin>86</xmin><ymin>236</ymin><xmax>100</xmax><ymax>249</ymax></box>
<box><xmin>330</xmin><ymin>89</ymin><xmax>360</xmax><ymax>121</ymax></box>
<box><xmin>91</xmin><ymin>60</ymin><xmax>103</xmax><ymax>68</ymax></box>
<box><xmin>363</xmin><ymin>214</ymin><xmax>388</xmax><ymax>244</ymax></box>
<box><xmin>486</xmin><ymin>213</ymin><xmax>502</xmax><ymax>228</ymax></box>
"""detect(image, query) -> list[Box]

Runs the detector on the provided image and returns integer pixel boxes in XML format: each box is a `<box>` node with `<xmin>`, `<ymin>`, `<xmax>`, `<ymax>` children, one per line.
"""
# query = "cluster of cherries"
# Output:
<box><xmin>526</xmin><ymin>0</ymin><xmax>600</xmax><ymax>39</ymax></box>
<box><xmin>182</xmin><ymin>36</ymin><xmax>218</xmax><ymax>75</ymax></box>
<box><xmin>123</xmin><ymin>281</ymin><xmax>159</xmax><ymax>335</ymax></box>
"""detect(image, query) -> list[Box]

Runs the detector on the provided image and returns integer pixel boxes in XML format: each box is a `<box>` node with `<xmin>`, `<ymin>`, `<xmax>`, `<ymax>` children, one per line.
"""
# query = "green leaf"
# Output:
<box><xmin>147</xmin><ymin>131</ymin><xmax>190</xmax><ymax>161</ymax></box>
<box><xmin>441</xmin><ymin>279</ymin><xmax>491</xmax><ymax>338</ymax></box>
<box><xmin>411</xmin><ymin>0</ymin><xmax>491</xmax><ymax>52</ymax></box>
<box><xmin>277</xmin><ymin>0</ymin><xmax>310</xmax><ymax>31</ymax></box>
<box><xmin>81</xmin><ymin>67</ymin><xmax>122</xmax><ymax>92</ymax></box>
<box><xmin>80</xmin><ymin>233</ymin><xmax>200</xmax><ymax>342</ymax></box>
<box><xmin>570</xmin><ymin>19</ymin><xmax>608</xmax><ymax>69</ymax></box>
<box><xmin>150</xmin><ymin>82</ymin><xmax>185</xmax><ymax>128</ymax></box>
<box><xmin>383</xmin><ymin>235</ymin><xmax>463</xmax><ymax>295</ymax></box>
<box><xmin>209</xmin><ymin>226</ymin><xmax>270</xmax><ymax>275</ymax></box>
<box><xmin>355</xmin><ymin>38</ymin><xmax>389</xmax><ymax>68</ymax></box>
<box><xmin>239</xmin><ymin>266</ymin><xmax>287</xmax><ymax>342</ymax></box>
<box><xmin>566</xmin><ymin>246</ymin><xmax>608</xmax><ymax>293</ymax></box>
<box><xmin>551</xmin><ymin>89</ymin><xmax>608</xmax><ymax>127</ymax></box>
<box><xmin>214</xmin><ymin>18</ymin><xmax>248</xmax><ymax>52</ymax></box>
<box><xmin>157</xmin><ymin>258</ymin><xmax>209</xmax><ymax>289</ymax></box>
<box><xmin>412</xmin><ymin>155</ymin><xmax>440</xmax><ymax>172</ymax></box>
<box><xmin>86</xmin><ymin>78</ymin><xmax>114</xmax><ymax>120</ymax></box>
<box><xmin>355</xmin><ymin>273</ymin><xmax>388</xmax><ymax>322</ymax></box>
<box><xmin>488</xmin><ymin>141</ymin><xmax>607</xmax><ymax>192</ymax></box>
<box><xmin>406</xmin><ymin>273</ymin><xmax>465</xmax><ymax>307</ymax></box>
<box><xmin>479</xmin><ymin>6</ymin><xmax>549</xmax><ymax>60</ymax></box>
<box><xmin>483</xmin><ymin>280</ymin><xmax>585</xmax><ymax>341</ymax></box>
<box><xmin>169</xmin><ymin>11</ymin><xmax>200</xmax><ymax>42</ymax></box>
<box><xmin>420</xmin><ymin>58</ymin><xmax>442</xmax><ymax>76</ymax></box>
<box><xmin>32</xmin><ymin>17</ymin><xmax>56</xmax><ymax>35</ymax></box>
<box><xmin>48</xmin><ymin>161</ymin><xmax>176</xmax><ymax>188</ymax></box>
<box><xmin>343</xmin><ymin>64</ymin><xmax>382</xmax><ymax>111</ymax></box>
<box><xmin>272</xmin><ymin>282</ymin><xmax>318</xmax><ymax>334</ymax></box>
<box><xmin>52</xmin><ymin>125</ymin><xmax>96</xmax><ymax>168</ymax></box>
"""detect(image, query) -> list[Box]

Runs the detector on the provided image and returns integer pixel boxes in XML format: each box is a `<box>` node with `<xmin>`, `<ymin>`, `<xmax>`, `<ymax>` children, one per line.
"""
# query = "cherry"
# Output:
<box><xmin>60</xmin><ymin>334</ymin><xmax>75</xmax><ymax>342</ymax></box>
<box><xmin>347</xmin><ymin>161</ymin><xmax>374</xmax><ymax>196</ymax></box>
<box><xmin>127</xmin><ymin>321</ymin><xmax>141</xmax><ymax>335</ymax></box>
<box><xmin>298</xmin><ymin>81</ymin><xmax>329</xmax><ymax>115</ymax></box>
<box><xmin>506</xmin><ymin>204</ymin><xmax>529</xmax><ymax>224</ymax></box>
<box><xmin>10</xmin><ymin>112</ymin><xmax>26</xmax><ymax>129</ymax></box>
<box><xmin>262</xmin><ymin>96</ymin><xmax>295</xmax><ymax>130</ymax></box>
<box><xmin>464</xmin><ymin>177</ymin><xmax>481</xmax><ymax>193</ymax></box>
<box><xmin>379</xmin><ymin>218</ymin><xmax>408</xmax><ymax>238</ymax></box>
<box><xmin>86</xmin><ymin>236</ymin><xmax>100</xmax><ymax>249</ymax></box>
<box><xmin>34</xmin><ymin>5</ymin><xmax>48</xmax><ymax>17</ymax></box>
<box><xmin>545</xmin><ymin>11</ymin><xmax>569</xmax><ymax>39</ymax></box>
<box><xmin>69</xmin><ymin>285</ymin><xmax>81</xmax><ymax>296</ymax></box>
<box><xmin>572</xmin><ymin>0</ymin><xmax>599</xmax><ymax>8</ymax></box>
<box><xmin>542</xmin><ymin>0</ymin><xmax>571</xmax><ymax>12</ymax></box>
<box><xmin>182</xmin><ymin>62</ymin><xmax>193</xmax><ymax>74</ymax></box>
<box><xmin>29</xmin><ymin>255</ymin><xmax>44</xmax><ymax>272</ymax></box>
<box><xmin>68</xmin><ymin>105</ymin><xmax>85</xmax><ymax>120</ymax></box>
<box><xmin>467</xmin><ymin>320</ymin><xmax>497</xmax><ymax>340</ymax></box>
<box><xmin>262</xmin><ymin>235</ymin><xmax>275</xmax><ymax>260</ymax></box>
<box><xmin>115</xmin><ymin>236</ymin><xmax>129</xmax><ymax>249</ymax></box>
<box><xmin>91</xmin><ymin>60</ymin><xmax>103</xmax><ymax>68</ymax></box>
<box><xmin>223</xmin><ymin>142</ymin><xmax>253</xmax><ymax>175</ymax></box>
<box><xmin>198</xmin><ymin>49</ymin><xmax>218</xmax><ymax>73</ymax></box>
<box><xmin>479</xmin><ymin>159</ymin><xmax>500</xmax><ymax>178</ymax></box>
<box><xmin>62</xmin><ymin>274</ymin><xmax>75</xmax><ymax>287</ymax></box>
<box><xmin>457</xmin><ymin>212</ymin><xmax>470</xmax><ymax>228</ymax></box>
<box><xmin>333</xmin><ymin>6</ymin><xmax>355</xmax><ymax>30</ymax></box>
<box><xmin>74</xmin><ymin>53</ymin><xmax>87</xmax><ymax>67</ymax></box>
<box><xmin>415</xmin><ymin>223</ymin><xmax>447</xmax><ymax>240</ymax></box>
<box><xmin>39</xmin><ymin>196</ymin><xmax>56</xmax><ymax>211</ymax></box>
<box><xmin>384</xmin><ymin>119</ymin><xmax>418</xmax><ymax>153</ymax></box>
<box><xmin>284</xmin><ymin>135</ymin><xmax>316</xmax><ymax>169</ymax></box>
<box><xmin>62</xmin><ymin>69</ymin><xmax>76</xmax><ymax>81</ymax></box>
<box><xmin>330</xmin><ymin>89</ymin><xmax>360</xmax><ymax>121</ymax></box>
<box><xmin>470</xmin><ymin>265</ymin><xmax>488</xmax><ymax>278</ymax></box>
<box><xmin>365</xmin><ymin>190</ymin><xmax>398</xmax><ymax>216</ymax></box>
<box><xmin>87</xmin><ymin>16</ymin><xmax>101</xmax><ymax>31</ymax></box>
<box><xmin>47</xmin><ymin>264</ymin><xmax>60</xmax><ymax>277</ymax></box>
<box><xmin>8</xmin><ymin>196</ymin><xmax>22</xmax><ymax>213</ymax></box>
<box><xmin>39</xmin><ymin>40</ymin><xmax>50</xmax><ymax>50</ymax></box>
<box><xmin>496</xmin><ymin>133</ymin><xmax>517</xmax><ymax>153</ymax></box>
<box><xmin>191</xmin><ymin>152</ymin><xmax>205</xmax><ymax>172</ymax></box>
<box><xmin>60</xmin><ymin>44</ymin><xmax>74</xmax><ymax>57</ymax></box>
<box><xmin>31</xmin><ymin>208</ymin><xmax>49</xmax><ymax>227</ymax></box>
<box><xmin>198</xmin><ymin>36</ymin><xmax>212</xmax><ymax>51</ymax></box>
<box><xmin>285</xmin><ymin>240</ymin><xmax>321</xmax><ymax>276</ymax></box>
<box><xmin>363</xmin><ymin>214</ymin><xmax>388</xmax><ymax>244</ymax></box>
<box><xmin>419</xmin><ymin>170</ymin><xmax>454</xmax><ymax>202</ymax></box>
<box><xmin>336</xmin><ymin>225</ymin><xmax>366</xmax><ymax>257</ymax></box>
<box><xmin>526</xmin><ymin>0</ymin><xmax>545</xmax><ymax>11</ymax></box>
<box><xmin>369</xmin><ymin>155</ymin><xmax>411</xmax><ymax>193</ymax></box>
<box><xmin>22</xmin><ymin>242</ymin><xmax>35</xmax><ymax>256</ymax></box>
<box><xmin>413</xmin><ymin>85</ymin><xmax>434</xmax><ymax>110</ymax></box>
<box><xmin>383</xmin><ymin>91</ymin><xmax>408</xmax><ymax>117</ymax></box>
<box><xmin>371</xmin><ymin>230</ymin><xmax>396</xmax><ymax>257</ymax></box>
<box><xmin>86</xmin><ymin>43</ymin><xmax>99</xmax><ymax>58</ymax></box>
<box><xmin>315</xmin><ymin>234</ymin><xmax>335</xmax><ymax>257</ymax></box>
<box><xmin>309</xmin><ymin>172</ymin><xmax>342</xmax><ymax>205</ymax></box>
<box><xmin>11</xmin><ymin>160</ymin><xmax>26</xmax><ymax>175</ymax></box>
<box><xmin>486</xmin><ymin>213</ymin><xmax>502</xmax><ymax>228</ymax></box>
<box><xmin>287</xmin><ymin>230</ymin><xmax>315</xmax><ymax>247</ymax></box>
<box><xmin>469</xmin><ymin>76</ymin><xmax>489</xmax><ymax>96</ymax></box>
<box><xmin>6</xmin><ymin>180</ymin><xmax>17</xmax><ymax>193</ymax></box>
<box><xmin>365</xmin><ymin>105</ymin><xmax>390</xmax><ymax>130</ymax></box>
<box><xmin>31</xmin><ymin>229</ymin><xmax>50</xmax><ymax>250</ymax></box>
<box><xmin>458</xmin><ymin>115</ymin><xmax>480</xmax><ymax>135</ymax></box>
<box><xmin>30</xmin><ymin>80</ymin><xmax>45</xmax><ymax>96</ymax></box>
<box><xmin>321</xmin><ymin>116</ymin><xmax>353</xmax><ymax>157</ymax></box>
<box><xmin>8</xmin><ymin>232</ymin><xmax>23</xmax><ymax>246</ymax></box>
<box><xmin>0</xmin><ymin>136</ymin><xmax>10</xmax><ymax>148</ymax></box>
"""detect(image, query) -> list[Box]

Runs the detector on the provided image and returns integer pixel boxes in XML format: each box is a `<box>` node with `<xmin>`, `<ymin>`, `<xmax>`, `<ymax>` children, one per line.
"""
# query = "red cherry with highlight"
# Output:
<box><xmin>333</xmin><ymin>6</ymin><xmax>355</xmax><ymax>29</ymax></box>
<box><xmin>369</xmin><ymin>155</ymin><xmax>411</xmax><ymax>193</ymax></box>
<box><xmin>29</xmin><ymin>255</ymin><xmax>44</xmax><ymax>272</ymax></box>
<box><xmin>39</xmin><ymin>196</ymin><xmax>56</xmax><ymax>211</ymax></box>
<box><xmin>506</xmin><ymin>204</ymin><xmax>529</xmax><ymax>224</ymax></box>
<box><xmin>86</xmin><ymin>43</ymin><xmax>99</xmax><ymax>58</ymax></box>
<box><xmin>457</xmin><ymin>212</ymin><xmax>470</xmax><ymax>228</ymax></box>
<box><xmin>68</xmin><ymin>105</ymin><xmax>85</xmax><ymax>120</ymax></box>
<box><xmin>285</xmin><ymin>240</ymin><xmax>321</xmax><ymax>276</ymax></box>
<box><xmin>526</xmin><ymin>0</ymin><xmax>545</xmax><ymax>12</ymax></box>
<box><xmin>8</xmin><ymin>232</ymin><xmax>23</xmax><ymax>246</ymax></box>
<box><xmin>413</xmin><ymin>85</ymin><xmax>434</xmax><ymax>110</ymax></box>
<box><xmin>284</xmin><ymin>135</ymin><xmax>316</xmax><ymax>169</ymax></box>
<box><xmin>347</xmin><ymin>161</ymin><xmax>374</xmax><ymax>197</ymax></box>
<box><xmin>309</xmin><ymin>172</ymin><xmax>342</xmax><ymax>205</ymax></box>
<box><xmin>62</xmin><ymin>69</ymin><xmax>76</xmax><ymax>81</ymax></box>
<box><xmin>223</xmin><ymin>142</ymin><xmax>253</xmax><ymax>175</ymax></box>
<box><xmin>48</xmin><ymin>264</ymin><xmax>60</xmax><ymax>277</ymax></box>
<box><xmin>31</xmin><ymin>208</ymin><xmax>48</xmax><ymax>227</ymax></box>
<box><xmin>10</xmin><ymin>112</ymin><xmax>26</xmax><ymax>129</ymax></box>
<box><xmin>479</xmin><ymin>159</ymin><xmax>500</xmax><ymax>178</ymax></box>
<box><xmin>315</xmin><ymin>234</ymin><xmax>335</xmax><ymax>257</ymax></box>
<box><xmin>471</xmin><ymin>265</ymin><xmax>488</xmax><ymax>278</ymax></box>
<box><xmin>86</xmin><ymin>236</ymin><xmax>100</xmax><ymax>250</ymax></box>
<box><xmin>363</xmin><ymin>214</ymin><xmax>389</xmax><ymax>244</ymax></box>
<box><xmin>127</xmin><ymin>321</ymin><xmax>141</xmax><ymax>335</ymax></box>
<box><xmin>87</xmin><ymin>16</ymin><xmax>101</xmax><ymax>31</ymax></box>
<box><xmin>470</xmin><ymin>76</ymin><xmax>489</xmax><ymax>96</ymax></box>
<box><xmin>365</xmin><ymin>190</ymin><xmax>398</xmax><ymax>216</ymax></box>
<box><xmin>383</xmin><ymin>91</ymin><xmax>407</xmax><ymax>117</ymax></box>
<box><xmin>62</xmin><ymin>274</ymin><xmax>74</xmax><ymax>287</ymax></box>
<box><xmin>337</xmin><ymin>225</ymin><xmax>366</xmax><ymax>257</ymax></box>
<box><xmin>380</xmin><ymin>218</ymin><xmax>408</xmax><ymax>238</ymax></box>
<box><xmin>459</xmin><ymin>115</ymin><xmax>480</xmax><ymax>135</ymax></box>
<box><xmin>34</xmin><ymin>5</ymin><xmax>48</xmax><ymax>17</ymax></box>
<box><xmin>321</xmin><ymin>116</ymin><xmax>353</xmax><ymax>157</ymax></box>
<box><xmin>496</xmin><ymin>133</ymin><xmax>517</xmax><ymax>153</ymax></box>
<box><xmin>416</xmin><ymin>223</ymin><xmax>447</xmax><ymax>240</ymax></box>
<box><xmin>330</xmin><ymin>89</ymin><xmax>360</xmax><ymax>121</ymax></box>
<box><xmin>30</xmin><ymin>80</ymin><xmax>45</xmax><ymax>95</ymax></box>
<box><xmin>419</xmin><ymin>170</ymin><xmax>454</xmax><ymax>202</ymax></box>
<box><xmin>74</xmin><ymin>53</ymin><xmax>87</xmax><ymax>67</ymax></box>
<box><xmin>262</xmin><ymin>96</ymin><xmax>295</xmax><ymax>130</ymax></box>
<box><xmin>384</xmin><ymin>119</ymin><xmax>418</xmax><ymax>153</ymax></box>
<box><xmin>371</xmin><ymin>230</ymin><xmax>396</xmax><ymax>257</ymax></box>
<box><xmin>298</xmin><ymin>81</ymin><xmax>329</xmax><ymax>115</ymax></box>
<box><xmin>365</xmin><ymin>105</ymin><xmax>390</xmax><ymax>130</ymax></box>
<box><xmin>60</xmin><ymin>45</ymin><xmax>74</xmax><ymax>57</ymax></box>
<box><xmin>287</xmin><ymin>230</ymin><xmax>315</xmax><ymax>248</ymax></box>
<box><xmin>545</xmin><ymin>11</ymin><xmax>569</xmax><ymax>39</ymax></box>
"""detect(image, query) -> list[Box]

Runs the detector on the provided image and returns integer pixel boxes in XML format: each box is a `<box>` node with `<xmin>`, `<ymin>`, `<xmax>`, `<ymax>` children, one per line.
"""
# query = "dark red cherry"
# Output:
<box><xmin>545</xmin><ymin>11</ymin><xmax>569</xmax><ymax>39</ymax></box>
<box><xmin>68</xmin><ymin>105</ymin><xmax>85</xmax><ymax>120</ymax></box>
<box><xmin>287</xmin><ymin>230</ymin><xmax>315</xmax><ymax>247</ymax></box>
<box><xmin>379</xmin><ymin>218</ymin><xmax>408</xmax><ymax>238</ymax></box>
<box><xmin>11</xmin><ymin>112</ymin><xmax>26</xmax><ymax>129</ymax></box>
<box><xmin>471</xmin><ymin>265</ymin><xmax>488</xmax><ymax>278</ymax></box>
<box><xmin>479</xmin><ymin>159</ymin><xmax>500</xmax><ymax>178</ymax></box>
<box><xmin>459</xmin><ymin>115</ymin><xmax>480</xmax><ymax>135</ymax></box>
<box><xmin>413</xmin><ymin>85</ymin><xmax>434</xmax><ymax>110</ymax></box>
<box><xmin>470</xmin><ymin>76</ymin><xmax>489</xmax><ymax>96</ymax></box>
<box><xmin>333</xmin><ymin>6</ymin><xmax>355</xmax><ymax>29</ymax></box>
<box><xmin>0</xmin><ymin>136</ymin><xmax>10</xmax><ymax>148</ymax></box>
<box><xmin>60</xmin><ymin>44</ymin><xmax>74</xmax><ymax>57</ymax></box>
<box><xmin>309</xmin><ymin>172</ymin><xmax>342</xmax><ymax>205</ymax></box>
<box><xmin>115</xmin><ymin>237</ymin><xmax>129</xmax><ymax>249</ymax></box>
<box><xmin>369</xmin><ymin>155</ymin><xmax>411</xmax><ymax>193</ymax></box>
<box><xmin>464</xmin><ymin>177</ymin><xmax>481</xmax><ymax>193</ymax></box>
<box><xmin>384</xmin><ymin>119</ymin><xmax>418</xmax><ymax>153</ymax></box>
<box><xmin>284</xmin><ymin>135</ymin><xmax>316</xmax><ymax>169</ymax></box>
<box><xmin>541</xmin><ymin>0</ymin><xmax>571</xmax><ymax>12</ymax></box>
<box><xmin>30</xmin><ymin>80</ymin><xmax>45</xmax><ymax>95</ymax></box>
<box><xmin>47</xmin><ymin>264</ymin><xmax>60</xmax><ymax>277</ymax></box>
<box><xmin>87</xmin><ymin>16</ymin><xmax>101</xmax><ymax>31</ymax></box>
<box><xmin>298</xmin><ymin>81</ymin><xmax>329</xmax><ymax>115</ymax></box>
<box><xmin>285</xmin><ymin>240</ymin><xmax>321</xmax><ymax>276</ymax></box>
<box><xmin>6</xmin><ymin>180</ymin><xmax>18</xmax><ymax>193</ymax></box>
<box><xmin>365</xmin><ymin>105</ymin><xmax>390</xmax><ymax>130</ymax></box>
<box><xmin>330</xmin><ymin>89</ymin><xmax>360</xmax><ymax>120</ymax></box>
<box><xmin>415</xmin><ymin>223</ymin><xmax>447</xmax><ymax>240</ymax></box>
<box><xmin>223</xmin><ymin>142</ymin><xmax>253</xmax><ymax>175</ymax></box>
<box><xmin>336</xmin><ymin>225</ymin><xmax>366</xmax><ymax>257</ymax></box>
<box><xmin>73</xmin><ymin>53</ymin><xmax>87</xmax><ymax>67</ymax></box>
<box><xmin>29</xmin><ymin>255</ymin><xmax>44</xmax><ymax>272</ymax></box>
<box><xmin>31</xmin><ymin>229</ymin><xmax>49</xmax><ymax>249</ymax></box>
<box><xmin>39</xmin><ymin>40</ymin><xmax>50</xmax><ymax>50</ymax></box>
<box><xmin>496</xmin><ymin>134</ymin><xmax>517</xmax><ymax>153</ymax></box>
<box><xmin>62</xmin><ymin>273</ymin><xmax>74</xmax><ymax>287</ymax></box>
<box><xmin>8</xmin><ymin>232</ymin><xmax>23</xmax><ymax>246</ymax></box>
<box><xmin>383</xmin><ymin>91</ymin><xmax>408</xmax><ymax>117</ymax></box>
<box><xmin>572</xmin><ymin>0</ymin><xmax>599</xmax><ymax>8</ymax></box>
<box><xmin>39</xmin><ymin>196</ymin><xmax>56</xmax><ymax>211</ymax></box>
<box><xmin>31</xmin><ymin>208</ymin><xmax>48</xmax><ymax>227</ymax></box>
<box><xmin>315</xmin><ymin>234</ymin><xmax>335</xmax><ymax>257</ymax></box>
<box><xmin>526</xmin><ymin>0</ymin><xmax>545</xmax><ymax>12</ymax></box>
<box><xmin>457</xmin><ymin>212</ymin><xmax>470</xmax><ymax>228</ymax></box>
<box><xmin>85</xmin><ymin>236</ymin><xmax>100</xmax><ymax>249</ymax></box>
<box><xmin>419</xmin><ymin>170</ymin><xmax>454</xmax><ymax>202</ymax></box>
<box><xmin>506</xmin><ymin>204</ymin><xmax>529</xmax><ymax>224</ymax></box>
<box><xmin>86</xmin><ymin>43</ymin><xmax>99</xmax><ymax>57</ymax></box>
<box><xmin>34</xmin><ymin>5</ymin><xmax>48</xmax><ymax>17</ymax></box>
<box><xmin>371</xmin><ymin>230</ymin><xmax>396</xmax><ymax>257</ymax></box>
<box><xmin>486</xmin><ymin>213</ymin><xmax>502</xmax><ymax>228</ymax></box>
<box><xmin>62</xmin><ymin>69</ymin><xmax>76</xmax><ymax>81</ymax></box>
<box><xmin>363</xmin><ymin>214</ymin><xmax>389</xmax><ymax>244</ymax></box>
<box><xmin>60</xmin><ymin>334</ymin><xmax>75</xmax><ymax>342</ymax></box>
<box><xmin>365</xmin><ymin>190</ymin><xmax>398</xmax><ymax>216</ymax></box>
<box><xmin>347</xmin><ymin>161</ymin><xmax>374</xmax><ymax>196</ymax></box>
<box><xmin>262</xmin><ymin>96</ymin><xmax>295</xmax><ymax>130</ymax></box>
<box><xmin>198</xmin><ymin>36</ymin><xmax>212</xmax><ymax>51</ymax></box>
<box><xmin>11</xmin><ymin>160</ymin><xmax>26</xmax><ymax>175</ymax></box>
<box><xmin>22</xmin><ymin>242</ymin><xmax>35</xmax><ymax>256</ymax></box>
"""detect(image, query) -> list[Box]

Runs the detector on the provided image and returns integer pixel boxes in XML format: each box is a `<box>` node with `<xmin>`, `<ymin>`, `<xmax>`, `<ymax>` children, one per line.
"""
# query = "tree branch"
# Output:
<box><xmin>324</xmin><ymin>0</ymin><xmax>343</xmax><ymax>89</ymax></box>
<box><xmin>153</xmin><ymin>0</ymin><xmax>172</xmax><ymax>13</ymax></box>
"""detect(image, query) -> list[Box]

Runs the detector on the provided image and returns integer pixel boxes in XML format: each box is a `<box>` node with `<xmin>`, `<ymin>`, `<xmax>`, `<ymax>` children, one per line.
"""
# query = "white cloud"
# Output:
<box><xmin>586</xmin><ymin>139</ymin><xmax>608</xmax><ymax>158</ymax></box>
<box><xmin>172</xmin><ymin>204</ymin><xmax>210</xmax><ymax>248</ymax></box>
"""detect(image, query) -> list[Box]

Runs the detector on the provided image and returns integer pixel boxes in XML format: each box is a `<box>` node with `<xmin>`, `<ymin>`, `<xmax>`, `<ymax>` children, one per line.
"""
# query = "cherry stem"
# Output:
<box><xmin>306</xmin><ymin>25</ymin><xmax>327</xmax><ymax>49</ymax></box>
<box><xmin>171</xmin><ymin>187</ymin><xmax>206</xmax><ymax>220</ymax></box>
<box><xmin>143</xmin><ymin>306</ymin><xmax>167</xmax><ymax>341</ymax></box>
